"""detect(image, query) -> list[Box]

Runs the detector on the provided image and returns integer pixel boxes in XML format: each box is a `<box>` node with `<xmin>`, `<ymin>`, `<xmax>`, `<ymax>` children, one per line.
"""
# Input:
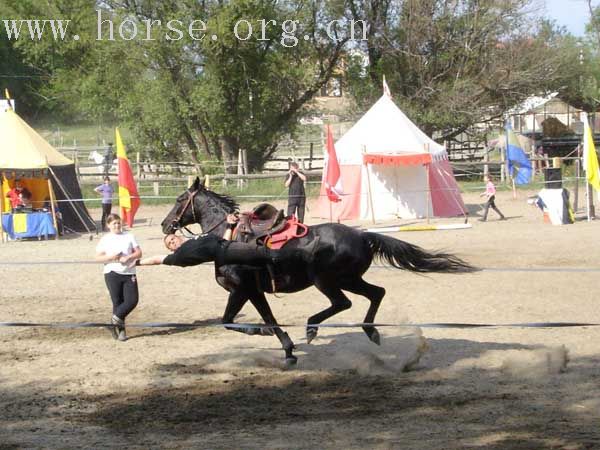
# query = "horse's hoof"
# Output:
<box><xmin>367</xmin><ymin>328</ymin><xmax>381</xmax><ymax>345</ymax></box>
<box><xmin>284</xmin><ymin>356</ymin><xmax>298</xmax><ymax>368</ymax></box>
<box><xmin>306</xmin><ymin>326</ymin><xmax>318</xmax><ymax>344</ymax></box>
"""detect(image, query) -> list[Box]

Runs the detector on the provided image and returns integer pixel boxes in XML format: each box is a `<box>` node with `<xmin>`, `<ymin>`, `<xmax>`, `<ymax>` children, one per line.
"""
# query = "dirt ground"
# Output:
<box><xmin>1</xmin><ymin>189</ymin><xmax>600</xmax><ymax>449</ymax></box>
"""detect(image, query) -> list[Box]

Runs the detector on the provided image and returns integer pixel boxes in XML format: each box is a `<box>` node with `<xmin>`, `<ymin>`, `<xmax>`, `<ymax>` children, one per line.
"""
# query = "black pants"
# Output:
<box><xmin>218</xmin><ymin>240</ymin><xmax>310</xmax><ymax>265</ymax></box>
<box><xmin>101</xmin><ymin>203</ymin><xmax>112</xmax><ymax>230</ymax></box>
<box><xmin>287</xmin><ymin>197</ymin><xmax>306</xmax><ymax>223</ymax></box>
<box><xmin>482</xmin><ymin>195</ymin><xmax>504</xmax><ymax>220</ymax></box>
<box><xmin>104</xmin><ymin>272</ymin><xmax>139</xmax><ymax>321</ymax></box>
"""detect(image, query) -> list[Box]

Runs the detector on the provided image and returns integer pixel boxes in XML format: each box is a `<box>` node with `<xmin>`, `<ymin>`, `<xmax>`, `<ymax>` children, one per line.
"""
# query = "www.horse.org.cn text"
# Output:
<box><xmin>2</xmin><ymin>11</ymin><xmax>368</xmax><ymax>47</ymax></box>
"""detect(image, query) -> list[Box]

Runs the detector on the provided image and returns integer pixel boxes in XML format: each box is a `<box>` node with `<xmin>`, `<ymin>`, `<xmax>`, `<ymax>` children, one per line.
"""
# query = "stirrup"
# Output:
<box><xmin>266</xmin><ymin>263</ymin><xmax>278</xmax><ymax>293</ymax></box>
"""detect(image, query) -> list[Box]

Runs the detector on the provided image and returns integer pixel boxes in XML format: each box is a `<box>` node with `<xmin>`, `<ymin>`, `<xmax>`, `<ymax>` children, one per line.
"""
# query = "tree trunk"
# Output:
<box><xmin>221</xmin><ymin>135</ymin><xmax>238</xmax><ymax>174</ymax></box>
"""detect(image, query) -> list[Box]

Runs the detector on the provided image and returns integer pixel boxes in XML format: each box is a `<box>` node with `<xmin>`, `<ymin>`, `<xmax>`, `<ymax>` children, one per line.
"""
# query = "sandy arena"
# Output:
<box><xmin>1</xmin><ymin>189</ymin><xmax>599</xmax><ymax>449</ymax></box>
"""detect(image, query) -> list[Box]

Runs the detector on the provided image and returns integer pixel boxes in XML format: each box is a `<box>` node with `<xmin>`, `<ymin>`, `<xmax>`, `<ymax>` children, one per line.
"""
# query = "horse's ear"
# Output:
<box><xmin>192</xmin><ymin>176</ymin><xmax>201</xmax><ymax>190</ymax></box>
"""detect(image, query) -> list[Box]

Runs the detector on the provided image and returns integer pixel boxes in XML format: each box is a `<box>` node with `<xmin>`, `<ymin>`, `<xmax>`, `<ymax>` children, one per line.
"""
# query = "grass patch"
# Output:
<box><xmin>31</xmin><ymin>121</ymin><xmax>135</xmax><ymax>149</ymax></box>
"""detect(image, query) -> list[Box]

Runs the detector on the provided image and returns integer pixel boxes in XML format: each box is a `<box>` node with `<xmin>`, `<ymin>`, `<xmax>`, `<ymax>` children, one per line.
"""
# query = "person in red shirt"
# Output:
<box><xmin>479</xmin><ymin>175</ymin><xmax>506</xmax><ymax>222</ymax></box>
<box><xmin>6</xmin><ymin>179</ymin><xmax>32</xmax><ymax>210</ymax></box>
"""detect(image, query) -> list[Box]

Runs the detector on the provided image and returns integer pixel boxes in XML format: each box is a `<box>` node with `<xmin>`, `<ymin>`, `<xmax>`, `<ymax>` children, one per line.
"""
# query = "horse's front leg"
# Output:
<box><xmin>248</xmin><ymin>291</ymin><xmax>297</xmax><ymax>367</ymax></box>
<box><xmin>222</xmin><ymin>289</ymin><xmax>261</xmax><ymax>335</ymax></box>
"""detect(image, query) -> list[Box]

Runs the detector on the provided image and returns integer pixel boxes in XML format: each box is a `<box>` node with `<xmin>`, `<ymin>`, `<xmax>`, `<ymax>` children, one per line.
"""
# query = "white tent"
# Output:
<box><xmin>316</xmin><ymin>95</ymin><xmax>466</xmax><ymax>221</ymax></box>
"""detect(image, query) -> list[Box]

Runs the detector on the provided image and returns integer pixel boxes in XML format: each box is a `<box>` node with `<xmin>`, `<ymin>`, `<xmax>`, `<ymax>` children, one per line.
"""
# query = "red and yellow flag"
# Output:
<box><xmin>116</xmin><ymin>128</ymin><xmax>140</xmax><ymax>227</ymax></box>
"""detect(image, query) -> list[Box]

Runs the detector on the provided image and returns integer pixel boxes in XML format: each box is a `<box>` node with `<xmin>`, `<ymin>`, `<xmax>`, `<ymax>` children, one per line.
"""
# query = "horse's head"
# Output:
<box><xmin>161</xmin><ymin>176</ymin><xmax>203</xmax><ymax>234</ymax></box>
<box><xmin>161</xmin><ymin>177</ymin><xmax>239</xmax><ymax>235</ymax></box>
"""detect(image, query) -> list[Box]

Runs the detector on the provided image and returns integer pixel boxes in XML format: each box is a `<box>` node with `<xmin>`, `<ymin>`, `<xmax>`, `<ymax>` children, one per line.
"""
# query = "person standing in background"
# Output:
<box><xmin>6</xmin><ymin>179</ymin><xmax>31</xmax><ymax>211</ymax></box>
<box><xmin>95</xmin><ymin>214</ymin><xmax>142</xmax><ymax>342</ymax></box>
<box><xmin>103</xmin><ymin>143</ymin><xmax>114</xmax><ymax>176</ymax></box>
<box><xmin>285</xmin><ymin>161</ymin><xmax>307</xmax><ymax>223</ymax></box>
<box><xmin>95</xmin><ymin>176</ymin><xmax>114</xmax><ymax>231</ymax></box>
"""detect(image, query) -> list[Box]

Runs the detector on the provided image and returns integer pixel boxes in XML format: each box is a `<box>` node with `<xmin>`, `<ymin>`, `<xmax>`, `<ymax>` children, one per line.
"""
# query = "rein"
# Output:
<box><xmin>173</xmin><ymin>189</ymin><xmax>198</xmax><ymax>227</ymax></box>
<box><xmin>172</xmin><ymin>189</ymin><xmax>227</xmax><ymax>237</ymax></box>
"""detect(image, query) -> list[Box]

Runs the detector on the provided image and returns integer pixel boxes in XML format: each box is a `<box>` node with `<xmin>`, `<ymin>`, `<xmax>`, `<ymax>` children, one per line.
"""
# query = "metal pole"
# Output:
<box><xmin>574</xmin><ymin>156</ymin><xmax>580</xmax><ymax>212</ymax></box>
<box><xmin>0</xmin><ymin>173</ymin><xmax>5</xmax><ymax>243</ymax></box>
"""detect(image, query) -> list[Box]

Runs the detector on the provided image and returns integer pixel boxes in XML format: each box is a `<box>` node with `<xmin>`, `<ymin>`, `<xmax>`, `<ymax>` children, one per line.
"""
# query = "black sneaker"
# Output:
<box><xmin>117</xmin><ymin>329</ymin><xmax>127</xmax><ymax>341</ymax></box>
<box><xmin>111</xmin><ymin>315</ymin><xmax>124</xmax><ymax>340</ymax></box>
<box><xmin>109</xmin><ymin>316</ymin><xmax>119</xmax><ymax>340</ymax></box>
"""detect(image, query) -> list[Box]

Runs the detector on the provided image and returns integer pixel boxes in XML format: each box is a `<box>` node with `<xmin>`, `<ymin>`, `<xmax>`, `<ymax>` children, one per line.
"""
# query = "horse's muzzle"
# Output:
<box><xmin>161</xmin><ymin>219</ymin><xmax>180</xmax><ymax>235</ymax></box>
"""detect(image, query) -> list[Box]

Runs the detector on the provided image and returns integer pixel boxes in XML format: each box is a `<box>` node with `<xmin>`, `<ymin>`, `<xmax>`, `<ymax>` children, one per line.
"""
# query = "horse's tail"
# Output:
<box><xmin>363</xmin><ymin>232</ymin><xmax>477</xmax><ymax>273</ymax></box>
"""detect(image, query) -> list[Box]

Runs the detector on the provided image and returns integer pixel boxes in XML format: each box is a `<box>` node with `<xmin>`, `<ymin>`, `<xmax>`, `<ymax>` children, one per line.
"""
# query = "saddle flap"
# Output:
<box><xmin>266</xmin><ymin>217</ymin><xmax>309</xmax><ymax>249</ymax></box>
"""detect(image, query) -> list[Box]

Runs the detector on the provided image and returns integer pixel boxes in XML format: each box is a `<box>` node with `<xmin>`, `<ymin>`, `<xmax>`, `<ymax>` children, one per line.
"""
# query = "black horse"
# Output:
<box><xmin>162</xmin><ymin>177</ymin><xmax>476</xmax><ymax>365</ymax></box>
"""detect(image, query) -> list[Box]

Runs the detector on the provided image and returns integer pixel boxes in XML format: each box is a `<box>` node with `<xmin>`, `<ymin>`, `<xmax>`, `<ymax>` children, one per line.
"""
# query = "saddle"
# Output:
<box><xmin>231</xmin><ymin>203</ymin><xmax>310</xmax><ymax>293</ymax></box>
<box><xmin>235</xmin><ymin>203</ymin><xmax>288</xmax><ymax>243</ymax></box>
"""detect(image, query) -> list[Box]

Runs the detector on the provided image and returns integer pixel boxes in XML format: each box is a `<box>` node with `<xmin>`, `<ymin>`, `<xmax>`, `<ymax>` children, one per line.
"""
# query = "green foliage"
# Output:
<box><xmin>2</xmin><ymin>0</ymin><xmax>347</xmax><ymax>171</ymax></box>
<box><xmin>345</xmin><ymin>0</ymin><xmax>584</xmax><ymax>138</ymax></box>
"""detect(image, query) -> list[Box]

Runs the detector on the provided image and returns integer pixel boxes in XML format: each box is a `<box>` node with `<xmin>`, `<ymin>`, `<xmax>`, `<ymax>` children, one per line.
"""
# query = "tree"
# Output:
<box><xmin>2</xmin><ymin>0</ymin><xmax>349</xmax><ymax>172</ymax></box>
<box><xmin>345</xmin><ymin>0</ymin><xmax>582</xmax><ymax>140</ymax></box>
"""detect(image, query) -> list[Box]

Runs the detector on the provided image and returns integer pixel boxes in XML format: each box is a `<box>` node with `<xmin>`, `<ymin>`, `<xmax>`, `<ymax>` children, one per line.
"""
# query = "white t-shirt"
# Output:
<box><xmin>96</xmin><ymin>232</ymin><xmax>140</xmax><ymax>275</ymax></box>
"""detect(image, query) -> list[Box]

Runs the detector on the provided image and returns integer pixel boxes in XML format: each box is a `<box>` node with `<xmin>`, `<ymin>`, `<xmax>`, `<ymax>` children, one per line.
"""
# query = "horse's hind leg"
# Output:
<box><xmin>249</xmin><ymin>292</ymin><xmax>297</xmax><ymax>366</ymax></box>
<box><xmin>340</xmin><ymin>277</ymin><xmax>385</xmax><ymax>345</ymax></box>
<box><xmin>307</xmin><ymin>278</ymin><xmax>353</xmax><ymax>344</ymax></box>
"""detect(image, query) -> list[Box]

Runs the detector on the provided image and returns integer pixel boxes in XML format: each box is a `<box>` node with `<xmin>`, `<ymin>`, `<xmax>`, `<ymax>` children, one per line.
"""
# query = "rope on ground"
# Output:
<box><xmin>0</xmin><ymin>321</ymin><xmax>599</xmax><ymax>330</ymax></box>
<box><xmin>1</xmin><ymin>260</ymin><xmax>600</xmax><ymax>273</ymax></box>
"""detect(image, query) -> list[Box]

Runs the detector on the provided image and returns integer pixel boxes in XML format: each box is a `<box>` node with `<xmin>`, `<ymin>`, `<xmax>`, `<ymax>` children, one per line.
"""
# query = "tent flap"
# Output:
<box><xmin>364</xmin><ymin>153</ymin><xmax>432</xmax><ymax>166</ymax></box>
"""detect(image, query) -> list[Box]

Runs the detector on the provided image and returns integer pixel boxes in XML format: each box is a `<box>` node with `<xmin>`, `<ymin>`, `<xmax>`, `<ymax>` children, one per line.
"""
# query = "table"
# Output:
<box><xmin>1</xmin><ymin>212</ymin><xmax>56</xmax><ymax>240</ymax></box>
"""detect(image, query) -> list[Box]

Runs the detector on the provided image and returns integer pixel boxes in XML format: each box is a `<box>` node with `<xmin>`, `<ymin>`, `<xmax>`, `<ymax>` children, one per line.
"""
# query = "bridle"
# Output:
<box><xmin>170</xmin><ymin>189</ymin><xmax>226</xmax><ymax>237</ymax></box>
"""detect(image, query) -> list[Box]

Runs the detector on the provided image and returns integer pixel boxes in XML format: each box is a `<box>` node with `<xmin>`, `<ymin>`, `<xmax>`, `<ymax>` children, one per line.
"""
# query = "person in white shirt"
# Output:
<box><xmin>95</xmin><ymin>213</ymin><xmax>142</xmax><ymax>341</ymax></box>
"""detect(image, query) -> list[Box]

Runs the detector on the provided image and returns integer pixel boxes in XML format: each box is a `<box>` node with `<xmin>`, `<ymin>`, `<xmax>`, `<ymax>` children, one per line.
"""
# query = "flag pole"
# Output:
<box><xmin>586</xmin><ymin>181</ymin><xmax>592</xmax><ymax>222</ymax></box>
<box><xmin>0</xmin><ymin>174</ymin><xmax>5</xmax><ymax>243</ymax></box>
<box><xmin>512</xmin><ymin>177</ymin><xmax>517</xmax><ymax>199</ymax></box>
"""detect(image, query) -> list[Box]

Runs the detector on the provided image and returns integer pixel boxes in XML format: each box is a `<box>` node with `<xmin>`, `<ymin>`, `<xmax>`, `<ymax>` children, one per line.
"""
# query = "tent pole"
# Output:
<box><xmin>364</xmin><ymin>160</ymin><xmax>376</xmax><ymax>224</ymax></box>
<box><xmin>47</xmin><ymin>175</ymin><xmax>59</xmax><ymax>240</ymax></box>
<box><xmin>425</xmin><ymin>162</ymin><xmax>431</xmax><ymax>224</ymax></box>
<box><xmin>425</xmin><ymin>144</ymin><xmax>431</xmax><ymax>224</ymax></box>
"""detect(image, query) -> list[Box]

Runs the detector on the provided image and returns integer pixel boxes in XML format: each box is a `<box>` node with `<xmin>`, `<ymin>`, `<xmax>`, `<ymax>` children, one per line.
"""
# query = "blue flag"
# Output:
<box><xmin>506</xmin><ymin>124</ymin><xmax>532</xmax><ymax>185</ymax></box>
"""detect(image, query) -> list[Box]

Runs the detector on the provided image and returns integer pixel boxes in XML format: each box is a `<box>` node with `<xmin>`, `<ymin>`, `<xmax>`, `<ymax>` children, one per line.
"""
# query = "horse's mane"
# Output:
<box><xmin>200</xmin><ymin>186</ymin><xmax>239</xmax><ymax>213</ymax></box>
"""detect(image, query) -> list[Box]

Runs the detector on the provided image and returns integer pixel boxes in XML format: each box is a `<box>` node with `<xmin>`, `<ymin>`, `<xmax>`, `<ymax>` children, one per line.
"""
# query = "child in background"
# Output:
<box><xmin>479</xmin><ymin>175</ymin><xmax>506</xmax><ymax>222</ymax></box>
